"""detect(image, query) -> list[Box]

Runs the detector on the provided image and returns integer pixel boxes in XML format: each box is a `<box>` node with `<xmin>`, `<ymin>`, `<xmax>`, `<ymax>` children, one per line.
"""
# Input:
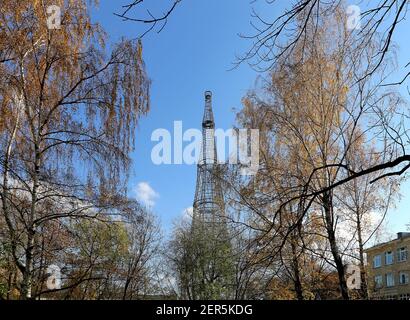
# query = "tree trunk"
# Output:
<box><xmin>21</xmin><ymin>141</ymin><xmax>41</xmax><ymax>300</ymax></box>
<box><xmin>356</xmin><ymin>213</ymin><xmax>369</xmax><ymax>299</ymax></box>
<box><xmin>323</xmin><ymin>191</ymin><xmax>349</xmax><ymax>300</ymax></box>
<box><xmin>290</xmin><ymin>233</ymin><xmax>304</xmax><ymax>300</ymax></box>
<box><xmin>20</xmin><ymin>230</ymin><xmax>35</xmax><ymax>299</ymax></box>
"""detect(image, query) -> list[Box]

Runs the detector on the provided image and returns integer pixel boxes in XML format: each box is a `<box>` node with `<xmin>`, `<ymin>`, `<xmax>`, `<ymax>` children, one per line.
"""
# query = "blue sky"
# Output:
<box><xmin>92</xmin><ymin>1</ymin><xmax>409</xmax><ymax>237</ymax></box>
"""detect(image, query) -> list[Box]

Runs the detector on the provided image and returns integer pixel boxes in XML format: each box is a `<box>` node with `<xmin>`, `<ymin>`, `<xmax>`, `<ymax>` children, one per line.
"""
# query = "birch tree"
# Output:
<box><xmin>0</xmin><ymin>0</ymin><xmax>150</xmax><ymax>299</ymax></box>
<box><xmin>235</xmin><ymin>6</ymin><xmax>399</xmax><ymax>299</ymax></box>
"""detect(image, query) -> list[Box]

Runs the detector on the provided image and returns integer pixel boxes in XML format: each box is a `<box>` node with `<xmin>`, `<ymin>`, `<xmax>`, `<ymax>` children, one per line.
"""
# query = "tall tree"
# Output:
<box><xmin>240</xmin><ymin>0</ymin><xmax>410</xmax><ymax>209</ymax></box>
<box><xmin>235</xmin><ymin>5</ymin><xmax>399</xmax><ymax>299</ymax></box>
<box><xmin>168</xmin><ymin>215</ymin><xmax>235</xmax><ymax>300</ymax></box>
<box><xmin>0</xmin><ymin>0</ymin><xmax>150</xmax><ymax>299</ymax></box>
<box><xmin>336</xmin><ymin>135</ymin><xmax>399</xmax><ymax>299</ymax></box>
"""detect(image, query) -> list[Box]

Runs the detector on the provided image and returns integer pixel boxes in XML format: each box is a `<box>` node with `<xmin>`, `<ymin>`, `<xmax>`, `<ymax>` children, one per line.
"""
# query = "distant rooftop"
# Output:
<box><xmin>365</xmin><ymin>232</ymin><xmax>410</xmax><ymax>252</ymax></box>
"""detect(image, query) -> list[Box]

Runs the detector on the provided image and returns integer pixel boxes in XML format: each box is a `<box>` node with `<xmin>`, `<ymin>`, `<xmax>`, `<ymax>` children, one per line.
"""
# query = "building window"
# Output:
<box><xmin>373</xmin><ymin>255</ymin><xmax>382</xmax><ymax>268</ymax></box>
<box><xmin>386</xmin><ymin>273</ymin><xmax>395</xmax><ymax>287</ymax></box>
<box><xmin>397</xmin><ymin>247</ymin><xmax>408</xmax><ymax>262</ymax></box>
<box><xmin>399</xmin><ymin>294</ymin><xmax>410</xmax><ymax>300</ymax></box>
<box><xmin>374</xmin><ymin>275</ymin><xmax>383</xmax><ymax>288</ymax></box>
<box><xmin>385</xmin><ymin>251</ymin><xmax>394</xmax><ymax>265</ymax></box>
<box><xmin>399</xmin><ymin>272</ymin><xmax>409</xmax><ymax>285</ymax></box>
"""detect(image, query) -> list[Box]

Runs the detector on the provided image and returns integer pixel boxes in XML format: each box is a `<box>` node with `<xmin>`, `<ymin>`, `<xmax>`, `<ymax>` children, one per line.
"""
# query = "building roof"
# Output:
<box><xmin>364</xmin><ymin>232</ymin><xmax>410</xmax><ymax>253</ymax></box>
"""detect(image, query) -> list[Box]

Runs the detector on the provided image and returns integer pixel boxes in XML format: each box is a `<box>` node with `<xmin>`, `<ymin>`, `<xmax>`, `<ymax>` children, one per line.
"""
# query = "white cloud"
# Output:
<box><xmin>335</xmin><ymin>209</ymin><xmax>393</xmax><ymax>252</ymax></box>
<box><xmin>182</xmin><ymin>206</ymin><xmax>193</xmax><ymax>220</ymax></box>
<box><xmin>134</xmin><ymin>182</ymin><xmax>159</xmax><ymax>208</ymax></box>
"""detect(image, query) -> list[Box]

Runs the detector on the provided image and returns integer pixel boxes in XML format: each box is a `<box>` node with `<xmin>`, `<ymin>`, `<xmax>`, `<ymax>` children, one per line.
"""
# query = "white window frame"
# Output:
<box><xmin>385</xmin><ymin>251</ymin><xmax>394</xmax><ymax>265</ymax></box>
<box><xmin>399</xmin><ymin>272</ymin><xmax>409</xmax><ymax>285</ymax></box>
<box><xmin>386</xmin><ymin>273</ymin><xmax>395</xmax><ymax>287</ymax></box>
<box><xmin>373</xmin><ymin>255</ymin><xmax>382</xmax><ymax>268</ymax></box>
<box><xmin>397</xmin><ymin>247</ymin><xmax>408</xmax><ymax>262</ymax></box>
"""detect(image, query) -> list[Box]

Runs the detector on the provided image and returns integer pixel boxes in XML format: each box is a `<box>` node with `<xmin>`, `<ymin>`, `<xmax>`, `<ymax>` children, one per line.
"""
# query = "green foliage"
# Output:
<box><xmin>174</xmin><ymin>220</ymin><xmax>236</xmax><ymax>300</ymax></box>
<box><xmin>73</xmin><ymin>219</ymin><xmax>130</xmax><ymax>263</ymax></box>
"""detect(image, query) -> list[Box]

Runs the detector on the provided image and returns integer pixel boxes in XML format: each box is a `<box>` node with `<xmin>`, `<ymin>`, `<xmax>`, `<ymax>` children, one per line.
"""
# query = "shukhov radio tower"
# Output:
<box><xmin>187</xmin><ymin>91</ymin><xmax>234</xmax><ymax>300</ymax></box>
<box><xmin>193</xmin><ymin>91</ymin><xmax>225</xmax><ymax>224</ymax></box>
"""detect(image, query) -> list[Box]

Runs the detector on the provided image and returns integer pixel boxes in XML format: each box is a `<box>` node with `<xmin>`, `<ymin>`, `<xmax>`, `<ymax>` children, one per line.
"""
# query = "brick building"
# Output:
<box><xmin>365</xmin><ymin>232</ymin><xmax>410</xmax><ymax>299</ymax></box>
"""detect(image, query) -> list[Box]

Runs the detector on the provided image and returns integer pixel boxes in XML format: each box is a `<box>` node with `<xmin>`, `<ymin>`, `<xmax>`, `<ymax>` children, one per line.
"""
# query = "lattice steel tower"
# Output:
<box><xmin>187</xmin><ymin>91</ymin><xmax>234</xmax><ymax>300</ymax></box>
<box><xmin>192</xmin><ymin>90</ymin><xmax>225</xmax><ymax>226</ymax></box>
